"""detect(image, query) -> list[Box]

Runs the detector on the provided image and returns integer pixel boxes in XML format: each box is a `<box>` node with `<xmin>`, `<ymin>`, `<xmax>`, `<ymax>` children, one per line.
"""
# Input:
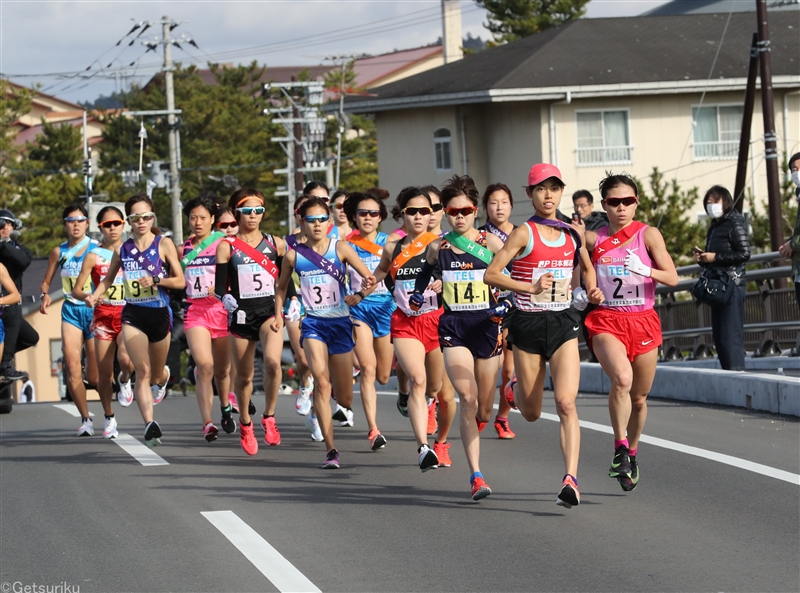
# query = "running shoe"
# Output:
<box><xmin>418</xmin><ymin>444</ymin><xmax>439</xmax><ymax>472</ymax></box>
<box><xmin>229</xmin><ymin>392</ymin><xmax>239</xmax><ymax>414</ymax></box>
<box><xmin>103</xmin><ymin>416</ymin><xmax>118</xmax><ymax>440</ymax></box>
<box><xmin>306</xmin><ymin>412</ymin><xmax>324</xmax><ymax>442</ymax></box>
<box><xmin>426</xmin><ymin>399</ymin><xmax>437</xmax><ymax>435</ymax></box>
<box><xmin>504</xmin><ymin>375</ymin><xmax>518</xmax><ymax>410</ymax></box>
<box><xmin>239</xmin><ymin>422</ymin><xmax>258</xmax><ymax>455</ymax></box>
<box><xmin>609</xmin><ymin>445</ymin><xmax>632</xmax><ymax>478</ymax></box>
<box><xmin>117</xmin><ymin>372</ymin><xmax>134</xmax><ymax>407</ymax></box>
<box><xmin>476</xmin><ymin>417</ymin><xmax>488</xmax><ymax>433</ymax></box>
<box><xmin>556</xmin><ymin>474</ymin><xmax>580</xmax><ymax>509</ymax></box>
<box><xmin>144</xmin><ymin>421</ymin><xmax>162</xmax><ymax>448</ymax></box>
<box><xmin>471</xmin><ymin>476</ymin><xmax>492</xmax><ymax>501</ymax></box>
<box><xmin>295</xmin><ymin>381</ymin><xmax>313</xmax><ymax>416</ymax></box>
<box><xmin>619</xmin><ymin>455</ymin><xmax>640</xmax><ymax>492</ymax></box>
<box><xmin>323</xmin><ymin>448</ymin><xmax>340</xmax><ymax>469</ymax></box>
<box><xmin>396</xmin><ymin>391</ymin><xmax>409</xmax><ymax>417</ymax></box>
<box><xmin>336</xmin><ymin>406</ymin><xmax>354</xmax><ymax>427</ymax></box>
<box><xmin>220</xmin><ymin>404</ymin><xmax>236</xmax><ymax>434</ymax></box>
<box><xmin>77</xmin><ymin>417</ymin><xmax>94</xmax><ymax>437</ymax></box>
<box><xmin>261</xmin><ymin>416</ymin><xmax>281</xmax><ymax>446</ymax></box>
<box><xmin>433</xmin><ymin>441</ymin><xmax>452</xmax><ymax>467</ymax></box>
<box><xmin>248</xmin><ymin>400</ymin><xmax>256</xmax><ymax>415</ymax></box>
<box><xmin>203</xmin><ymin>422</ymin><xmax>219</xmax><ymax>442</ymax></box>
<box><xmin>368</xmin><ymin>427</ymin><xmax>387</xmax><ymax>451</ymax></box>
<box><xmin>151</xmin><ymin>365</ymin><xmax>170</xmax><ymax>405</ymax></box>
<box><xmin>494</xmin><ymin>416</ymin><xmax>516</xmax><ymax>439</ymax></box>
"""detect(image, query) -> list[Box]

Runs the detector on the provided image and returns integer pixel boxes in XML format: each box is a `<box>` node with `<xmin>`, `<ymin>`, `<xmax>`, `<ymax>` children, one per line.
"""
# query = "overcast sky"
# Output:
<box><xmin>1</xmin><ymin>0</ymin><xmax>671</xmax><ymax>104</ymax></box>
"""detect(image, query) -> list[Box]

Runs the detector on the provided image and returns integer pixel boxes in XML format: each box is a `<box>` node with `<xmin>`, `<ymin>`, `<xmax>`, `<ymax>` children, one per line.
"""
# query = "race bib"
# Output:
<box><xmin>396</xmin><ymin>279</ymin><xmax>437</xmax><ymax>316</ymax></box>
<box><xmin>103</xmin><ymin>274</ymin><xmax>125</xmax><ymax>305</ymax></box>
<box><xmin>442</xmin><ymin>269</ymin><xmax>490</xmax><ymax>311</ymax></box>
<box><xmin>61</xmin><ymin>273</ymin><xmax>92</xmax><ymax>297</ymax></box>
<box><xmin>301</xmin><ymin>273</ymin><xmax>341</xmax><ymax>312</ymax></box>
<box><xmin>528</xmin><ymin>267</ymin><xmax>571</xmax><ymax>310</ymax></box>
<box><xmin>237</xmin><ymin>263</ymin><xmax>275</xmax><ymax>299</ymax></box>
<box><xmin>123</xmin><ymin>270</ymin><xmax>159</xmax><ymax>303</ymax></box>
<box><xmin>597</xmin><ymin>261</ymin><xmax>646</xmax><ymax>307</ymax></box>
<box><xmin>186</xmin><ymin>265</ymin><xmax>215</xmax><ymax>299</ymax></box>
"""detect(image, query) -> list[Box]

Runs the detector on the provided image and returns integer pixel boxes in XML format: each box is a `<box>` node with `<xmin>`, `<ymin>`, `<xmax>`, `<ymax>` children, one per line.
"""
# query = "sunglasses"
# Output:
<box><xmin>217</xmin><ymin>221</ymin><xmax>238</xmax><ymax>230</ymax></box>
<box><xmin>304</xmin><ymin>215</ymin><xmax>330</xmax><ymax>224</ymax></box>
<box><xmin>127</xmin><ymin>213</ymin><xmax>155</xmax><ymax>223</ymax></box>
<box><xmin>64</xmin><ymin>216</ymin><xmax>88</xmax><ymax>223</ymax></box>
<box><xmin>99</xmin><ymin>220</ymin><xmax>124</xmax><ymax>229</ymax></box>
<box><xmin>431</xmin><ymin>203</ymin><xmax>443</xmax><ymax>212</ymax></box>
<box><xmin>357</xmin><ymin>209</ymin><xmax>381</xmax><ymax>218</ymax></box>
<box><xmin>603</xmin><ymin>197</ymin><xmax>638</xmax><ymax>207</ymax></box>
<box><xmin>332</xmin><ymin>202</ymin><xmax>345</xmax><ymax>209</ymax></box>
<box><xmin>236</xmin><ymin>206</ymin><xmax>265</xmax><ymax>216</ymax></box>
<box><xmin>445</xmin><ymin>206</ymin><xmax>477</xmax><ymax>217</ymax></box>
<box><xmin>403</xmin><ymin>207</ymin><xmax>433</xmax><ymax>217</ymax></box>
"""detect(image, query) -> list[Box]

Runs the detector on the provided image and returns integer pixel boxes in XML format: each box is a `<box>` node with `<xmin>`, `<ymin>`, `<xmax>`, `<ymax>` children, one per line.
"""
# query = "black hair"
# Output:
<box><xmin>62</xmin><ymin>204</ymin><xmax>88</xmax><ymax>220</ymax></box>
<box><xmin>331</xmin><ymin>188</ymin><xmax>348</xmax><ymax>202</ymax></box>
<box><xmin>228</xmin><ymin>188</ymin><xmax>264</xmax><ymax>221</ymax></box>
<box><xmin>183</xmin><ymin>195</ymin><xmax>220</xmax><ymax>221</ymax></box>
<box><xmin>395</xmin><ymin>186</ymin><xmax>432</xmax><ymax>212</ymax></box>
<box><xmin>441</xmin><ymin>175</ymin><xmax>479</xmax><ymax>207</ymax></box>
<box><xmin>598</xmin><ymin>172</ymin><xmax>638</xmax><ymax>200</ymax></box>
<box><xmin>365</xmin><ymin>187</ymin><xmax>390</xmax><ymax>202</ymax></box>
<box><xmin>124</xmin><ymin>194</ymin><xmax>154</xmax><ymax>216</ymax></box>
<box><xmin>96</xmin><ymin>205</ymin><xmax>124</xmax><ymax>224</ymax></box>
<box><xmin>302</xmin><ymin>181</ymin><xmax>329</xmax><ymax>197</ymax></box>
<box><xmin>789</xmin><ymin>152</ymin><xmax>800</xmax><ymax>171</ymax></box>
<box><xmin>343</xmin><ymin>191</ymin><xmax>387</xmax><ymax>227</ymax></box>
<box><xmin>297</xmin><ymin>197</ymin><xmax>330</xmax><ymax>218</ymax></box>
<box><xmin>421</xmin><ymin>185</ymin><xmax>441</xmax><ymax>201</ymax></box>
<box><xmin>293</xmin><ymin>194</ymin><xmax>309</xmax><ymax>213</ymax></box>
<box><xmin>482</xmin><ymin>183</ymin><xmax>514</xmax><ymax>210</ymax></box>
<box><xmin>703</xmin><ymin>185</ymin><xmax>734</xmax><ymax>213</ymax></box>
<box><xmin>572</xmin><ymin>189</ymin><xmax>594</xmax><ymax>204</ymax></box>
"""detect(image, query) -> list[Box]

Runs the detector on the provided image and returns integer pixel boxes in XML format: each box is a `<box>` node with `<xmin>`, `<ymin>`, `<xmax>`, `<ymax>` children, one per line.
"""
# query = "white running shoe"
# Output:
<box><xmin>117</xmin><ymin>372</ymin><xmax>134</xmax><ymax>407</ymax></box>
<box><xmin>77</xmin><ymin>417</ymin><xmax>94</xmax><ymax>437</ymax></box>
<box><xmin>295</xmin><ymin>383</ymin><xmax>313</xmax><ymax>416</ymax></box>
<box><xmin>333</xmin><ymin>404</ymin><xmax>354</xmax><ymax>427</ymax></box>
<box><xmin>151</xmin><ymin>366</ymin><xmax>170</xmax><ymax>405</ymax></box>
<box><xmin>306</xmin><ymin>411</ymin><xmax>323</xmax><ymax>442</ymax></box>
<box><xmin>103</xmin><ymin>416</ymin><xmax>118</xmax><ymax>439</ymax></box>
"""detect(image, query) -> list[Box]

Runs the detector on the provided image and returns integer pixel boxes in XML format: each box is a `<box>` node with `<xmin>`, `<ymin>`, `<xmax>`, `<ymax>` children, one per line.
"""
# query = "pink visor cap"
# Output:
<box><xmin>527</xmin><ymin>163</ymin><xmax>565</xmax><ymax>187</ymax></box>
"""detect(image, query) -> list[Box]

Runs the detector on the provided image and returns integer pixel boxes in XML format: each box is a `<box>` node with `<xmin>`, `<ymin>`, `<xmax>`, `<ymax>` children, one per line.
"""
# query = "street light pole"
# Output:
<box><xmin>162</xmin><ymin>16</ymin><xmax>183</xmax><ymax>243</ymax></box>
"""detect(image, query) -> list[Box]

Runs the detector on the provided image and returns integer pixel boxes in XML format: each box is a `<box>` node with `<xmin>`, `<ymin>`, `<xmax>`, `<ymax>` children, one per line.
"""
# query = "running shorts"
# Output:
<box><xmin>90</xmin><ymin>303</ymin><xmax>123</xmax><ymax>341</ymax></box>
<box><xmin>0</xmin><ymin>318</ymin><xmax>5</xmax><ymax>345</ymax></box>
<box><xmin>390</xmin><ymin>307</ymin><xmax>443</xmax><ymax>354</ymax></box>
<box><xmin>439</xmin><ymin>311</ymin><xmax>502</xmax><ymax>359</ymax></box>
<box><xmin>62</xmin><ymin>300</ymin><xmax>94</xmax><ymax>340</ymax></box>
<box><xmin>585</xmin><ymin>307</ymin><xmax>662</xmax><ymax>362</ymax></box>
<box><xmin>185</xmin><ymin>299</ymin><xmax>228</xmax><ymax>339</ymax></box>
<box><xmin>351</xmin><ymin>299</ymin><xmax>396</xmax><ymax>338</ymax></box>
<box><xmin>506</xmin><ymin>308</ymin><xmax>580</xmax><ymax>360</ymax></box>
<box><xmin>230</xmin><ymin>304</ymin><xmax>275</xmax><ymax>342</ymax></box>
<box><xmin>301</xmin><ymin>314</ymin><xmax>354</xmax><ymax>355</ymax></box>
<box><xmin>122</xmin><ymin>303</ymin><xmax>172</xmax><ymax>343</ymax></box>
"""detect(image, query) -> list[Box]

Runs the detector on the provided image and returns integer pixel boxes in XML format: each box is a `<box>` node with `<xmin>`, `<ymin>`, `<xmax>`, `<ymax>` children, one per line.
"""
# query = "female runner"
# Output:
<box><xmin>330</xmin><ymin>189</ymin><xmax>352</xmax><ymax>240</ymax></box>
<box><xmin>215</xmin><ymin>189</ymin><xmax>288</xmax><ymax>456</ymax></box>
<box><xmin>410</xmin><ymin>175</ymin><xmax>505</xmax><ymax>500</ymax></box>
<box><xmin>181</xmin><ymin>195</ymin><xmax>233</xmax><ymax>441</ymax></box>
<box><xmin>72</xmin><ymin>206</ymin><xmax>135</xmax><ymax>439</ymax></box>
<box><xmin>584</xmin><ymin>173</ymin><xmax>678</xmax><ymax>491</ymax></box>
<box><xmin>485</xmin><ymin>164</ymin><xmax>603</xmax><ymax>509</ymax></box>
<box><xmin>272</xmin><ymin>197</ymin><xmax>375</xmax><ymax>469</ymax></box>
<box><xmin>86</xmin><ymin>195</ymin><xmax>184</xmax><ymax>447</ymax></box>
<box><xmin>0</xmin><ymin>263</ymin><xmax>20</xmax><ymax>373</ymax></box>
<box><xmin>40</xmin><ymin>204</ymin><xmax>99</xmax><ymax>436</ymax></box>
<box><xmin>343</xmin><ymin>191</ymin><xmax>395</xmax><ymax>451</ymax></box>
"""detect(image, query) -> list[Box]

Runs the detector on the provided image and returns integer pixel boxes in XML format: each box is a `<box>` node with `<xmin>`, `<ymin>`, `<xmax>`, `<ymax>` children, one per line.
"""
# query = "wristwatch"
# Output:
<box><xmin>153</xmin><ymin>276</ymin><xmax>161</xmax><ymax>285</ymax></box>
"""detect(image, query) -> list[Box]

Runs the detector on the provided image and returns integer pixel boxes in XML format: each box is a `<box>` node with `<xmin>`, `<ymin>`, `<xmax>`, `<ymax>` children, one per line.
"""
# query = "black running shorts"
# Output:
<box><xmin>505</xmin><ymin>308</ymin><xmax>580</xmax><ymax>360</ymax></box>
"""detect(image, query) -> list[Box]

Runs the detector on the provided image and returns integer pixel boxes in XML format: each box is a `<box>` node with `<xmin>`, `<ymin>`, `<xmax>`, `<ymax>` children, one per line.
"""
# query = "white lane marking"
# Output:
<box><xmin>113</xmin><ymin>433</ymin><xmax>169</xmax><ymax>467</ymax></box>
<box><xmin>376</xmin><ymin>391</ymin><xmax>800</xmax><ymax>486</ymax></box>
<box><xmin>53</xmin><ymin>403</ymin><xmax>94</xmax><ymax>418</ymax></box>
<box><xmin>202</xmin><ymin>510</ymin><xmax>321</xmax><ymax>593</ymax></box>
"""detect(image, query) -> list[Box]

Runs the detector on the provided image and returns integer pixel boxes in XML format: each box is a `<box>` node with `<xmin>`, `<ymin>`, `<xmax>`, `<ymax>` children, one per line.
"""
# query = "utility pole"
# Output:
<box><xmin>733</xmin><ymin>33</ymin><xmax>759</xmax><ymax>212</ymax></box>
<box><xmin>82</xmin><ymin>110</ymin><xmax>93</xmax><ymax>203</ymax></box>
<box><xmin>162</xmin><ymin>16</ymin><xmax>183</xmax><ymax>243</ymax></box>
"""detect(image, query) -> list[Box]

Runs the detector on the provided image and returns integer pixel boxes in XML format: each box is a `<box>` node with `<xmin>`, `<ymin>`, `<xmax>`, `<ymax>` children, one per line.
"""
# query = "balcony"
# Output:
<box><xmin>693</xmin><ymin>140</ymin><xmax>739</xmax><ymax>161</ymax></box>
<box><xmin>576</xmin><ymin>146</ymin><xmax>633</xmax><ymax>167</ymax></box>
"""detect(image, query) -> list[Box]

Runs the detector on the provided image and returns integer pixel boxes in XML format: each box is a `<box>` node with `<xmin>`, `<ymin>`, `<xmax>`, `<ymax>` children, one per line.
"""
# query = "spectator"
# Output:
<box><xmin>693</xmin><ymin>185</ymin><xmax>750</xmax><ymax>370</ymax></box>
<box><xmin>572</xmin><ymin>190</ymin><xmax>609</xmax><ymax>231</ymax></box>
<box><xmin>778</xmin><ymin>152</ymin><xmax>800</xmax><ymax>310</ymax></box>
<box><xmin>0</xmin><ymin>209</ymin><xmax>39</xmax><ymax>379</ymax></box>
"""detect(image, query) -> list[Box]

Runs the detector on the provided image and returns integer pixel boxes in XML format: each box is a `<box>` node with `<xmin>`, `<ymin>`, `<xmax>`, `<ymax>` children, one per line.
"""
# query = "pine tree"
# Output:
<box><xmin>476</xmin><ymin>0</ymin><xmax>590</xmax><ymax>45</ymax></box>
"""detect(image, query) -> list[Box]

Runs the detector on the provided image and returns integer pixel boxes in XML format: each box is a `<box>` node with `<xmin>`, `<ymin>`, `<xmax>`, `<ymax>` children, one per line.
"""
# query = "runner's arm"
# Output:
<box><xmin>271</xmin><ymin>250</ymin><xmax>296</xmax><ymax>333</ymax></box>
<box><xmin>71</xmin><ymin>252</ymin><xmax>96</xmax><ymax>302</ymax></box>
<box><xmin>0</xmin><ymin>263</ymin><xmax>20</xmax><ymax>306</ymax></box>
<box><xmin>38</xmin><ymin>246</ymin><xmax>62</xmax><ymax>314</ymax></box>
<box><xmin>644</xmin><ymin>227</ymin><xmax>679</xmax><ymax>287</ymax></box>
<box><xmin>152</xmin><ymin>238</ymin><xmax>185</xmax><ymax>290</ymax></box>
<box><xmin>485</xmin><ymin>226</ymin><xmax>537</xmax><ymax>294</ymax></box>
<box><xmin>214</xmin><ymin>241</ymin><xmax>231</xmax><ymax>300</ymax></box>
<box><xmin>86</xmin><ymin>248</ymin><xmax>121</xmax><ymax>308</ymax></box>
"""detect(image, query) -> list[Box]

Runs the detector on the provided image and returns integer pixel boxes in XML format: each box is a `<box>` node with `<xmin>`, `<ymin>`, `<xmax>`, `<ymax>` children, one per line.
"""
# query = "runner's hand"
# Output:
<box><xmin>270</xmin><ymin>315</ymin><xmax>284</xmax><ymax>333</ymax></box>
<box><xmin>532</xmin><ymin>272</ymin><xmax>554</xmax><ymax>294</ymax></box>
<box><xmin>430</xmin><ymin>279</ymin><xmax>443</xmax><ymax>294</ymax></box>
<box><xmin>286</xmin><ymin>299</ymin><xmax>302</xmax><ymax>322</ymax></box>
<box><xmin>408</xmin><ymin>291</ymin><xmax>425</xmax><ymax>311</ymax></box>
<box><xmin>222</xmin><ymin>294</ymin><xmax>238</xmax><ymax>312</ymax></box>
<box><xmin>624</xmin><ymin>250</ymin><xmax>652</xmax><ymax>277</ymax></box>
<box><xmin>488</xmin><ymin>299</ymin><xmax>511</xmax><ymax>322</ymax></box>
<box><xmin>361</xmin><ymin>275</ymin><xmax>376</xmax><ymax>291</ymax></box>
<box><xmin>572</xmin><ymin>287</ymin><xmax>589</xmax><ymax>311</ymax></box>
<box><xmin>588</xmin><ymin>287</ymin><xmax>605</xmax><ymax>305</ymax></box>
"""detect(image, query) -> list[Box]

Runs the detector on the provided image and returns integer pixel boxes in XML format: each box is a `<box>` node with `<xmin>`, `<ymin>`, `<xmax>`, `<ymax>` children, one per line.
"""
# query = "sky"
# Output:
<box><xmin>0</xmin><ymin>0</ymin><xmax>671</xmax><ymax>104</ymax></box>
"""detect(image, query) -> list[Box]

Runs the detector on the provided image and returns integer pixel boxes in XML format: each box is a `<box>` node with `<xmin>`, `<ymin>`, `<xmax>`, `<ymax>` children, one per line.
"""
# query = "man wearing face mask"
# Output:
<box><xmin>693</xmin><ymin>186</ymin><xmax>750</xmax><ymax>370</ymax></box>
<box><xmin>778</xmin><ymin>152</ymin><xmax>800</xmax><ymax>310</ymax></box>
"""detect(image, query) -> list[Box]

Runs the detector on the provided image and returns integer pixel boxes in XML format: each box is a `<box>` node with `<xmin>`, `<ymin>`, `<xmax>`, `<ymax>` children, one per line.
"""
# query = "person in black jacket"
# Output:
<box><xmin>0</xmin><ymin>209</ymin><xmax>39</xmax><ymax>379</ymax></box>
<box><xmin>693</xmin><ymin>186</ymin><xmax>750</xmax><ymax>370</ymax></box>
<box><xmin>571</xmin><ymin>189</ymin><xmax>609</xmax><ymax>231</ymax></box>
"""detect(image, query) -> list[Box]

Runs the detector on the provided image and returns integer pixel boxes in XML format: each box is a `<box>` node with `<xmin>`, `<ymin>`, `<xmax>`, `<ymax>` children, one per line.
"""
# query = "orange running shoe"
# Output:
<box><xmin>476</xmin><ymin>417</ymin><xmax>487</xmax><ymax>433</ymax></box>
<box><xmin>503</xmin><ymin>375</ymin><xmax>518</xmax><ymax>410</ymax></box>
<box><xmin>493</xmin><ymin>416</ymin><xmax>516</xmax><ymax>439</ymax></box>
<box><xmin>433</xmin><ymin>440</ymin><xmax>452</xmax><ymax>467</ymax></box>
<box><xmin>427</xmin><ymin>399</ymin><xmax>438</xmax><ymax>435</ymax></box>
<box><xmin>240</xmin><ymin>422</ymin><xmax>258</xmax><ymax>456</ymax></box>
<box><xmin>368</xmin><ymin>427</ymin><xmax>387</xmax><ymax>451</ymax></box>
<box><xmin>471</xmin><ymin>476</ymin><xmax>492</xmax><ymax>501</ymax></box>
<box><xmin>556</xmin><ymin>474</ymin><xmax>580</xmax><ymax>509</ymax></box>
<box><xmin>261</xmin><ymin>415</ymin><xmax>281</xmax><ymax>446</ymax></box>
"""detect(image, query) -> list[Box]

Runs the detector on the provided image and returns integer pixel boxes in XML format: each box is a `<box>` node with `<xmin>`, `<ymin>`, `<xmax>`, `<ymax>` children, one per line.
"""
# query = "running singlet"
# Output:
<box><xmin>59</xmin><ymin>239</ymin><xmax>96</xmax><ymax>306</ymax></box>
<box><xmin>90</xmin><ymin>246</ymin><xmax>124</xmax><ymax>305</ymax></box>
<box><xmin>182</xmin><ymin>236</ymin><xmax>223</xmax><ymax>303</ymax></box>
<box><xmin>119</xmin><ymin>236</ymin><xmax>170</xmax><ymax>308</ymax></box>
<box><xmin>227</xmin><ymin>233</ymin><xmax>279</xmax><ymax>308</ymax></box>
<box><xmin>349</xmin><ymin>232</ymin><xmax>390</xmax><ymax>302</ymax></box>
<box><xmin>439</xmin><ymin>231</ymin><xmax>496</xmax><ymax>312</ymax></box>
<box><xmin>391</xmin><ymin>240</ymin><xmax>439</xmax><ymax>317</ymax></box>
<box><xmin>479</xmin><ymin>222</ymin><xmax>514</xmax><ymax>299</ymax></box>
<box><xmin>296</xmin><ymin>239</ymin><xmax>348</xmax><ymax>318</ymax></box>
<box><xmin>594</xmin><ymin>224</ymin><xmax>656</xmax><ymax>312</ymax></box>
<box><xmin>511</xmin><ymin>222</ymin><xmax>576</xmax><ymax>312</ymax></box>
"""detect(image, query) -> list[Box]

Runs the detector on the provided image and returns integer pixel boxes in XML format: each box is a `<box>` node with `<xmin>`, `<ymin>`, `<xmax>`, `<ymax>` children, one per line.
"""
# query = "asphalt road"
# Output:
<box><xmin>1</xmin><ymin>383</ymin><xmax>798</xmax><ymax>593</ymax></box>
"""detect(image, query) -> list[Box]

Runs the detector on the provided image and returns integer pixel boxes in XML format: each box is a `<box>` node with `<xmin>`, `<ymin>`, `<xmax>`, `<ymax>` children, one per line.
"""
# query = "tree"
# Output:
<box><xmin>0</xmin><ymin>79</ymin><xmax>33</xmax><ymax>207</ymax></box>
<box><xmin>746</xmin><ymin>155</ymin><xmax>798</xmax><ymax>252</ymax></box>
<box><xmin>476</xmin><ymin>0</ymin><xmax>590</xmax><ymax>45</ymax></box>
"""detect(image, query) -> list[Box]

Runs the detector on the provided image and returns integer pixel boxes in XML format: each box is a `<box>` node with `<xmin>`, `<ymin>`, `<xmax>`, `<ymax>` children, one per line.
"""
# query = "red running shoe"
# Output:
<box><xmin>426</xmin><ymin>398</ymin><xmax>438</xmax><ymax>435</ymax></box>
<box><xmin>503</xmin><ymin>375</ymin><xmax>518</xmax><ymax>410</ymax></box>
<box><xmin>493</xmin><ymin>416</ymin><xmax>515</xmax><ymax>439</ymax></box>
<box><xmin>471</xmin><ymin>477</ymin><xmax>492</xmax><ymax>501</ymax></box>
<box><xmin>239</xmin><ymin>422</ymin><xmax>258</xmax><ymax>456</ymax></box>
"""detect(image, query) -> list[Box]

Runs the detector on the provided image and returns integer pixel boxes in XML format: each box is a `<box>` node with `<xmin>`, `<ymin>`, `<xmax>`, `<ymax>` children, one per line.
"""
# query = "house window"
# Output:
<box><xmin>434</xmin><ymin>128</ymin><xmax>452</xmax><ymax>171</ymax></box>
<box><xmin>692</xmin><ymin>105</ymin><xmax>742</xmax><ymax>160</ymax></box>
<box><xmin>576</xmin><ymin>110</ymin><xmax>632</xmax><ymax>166</ymax></box>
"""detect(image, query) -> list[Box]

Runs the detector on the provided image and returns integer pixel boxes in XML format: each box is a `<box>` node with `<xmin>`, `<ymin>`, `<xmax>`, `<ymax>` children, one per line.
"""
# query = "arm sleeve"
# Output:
<box><xmin>715</xmin><ymin>215</ymin><xmax>751</xmax><ymax>267</ymax></box>
<box><xmin>414</xmin><ymin>260</ymin><xmax>436</xmax><ymax>293</ymax></box>
<box><xmin>214</xmin><ymin>263</ymin><xmax>229</xmax><ymax>300</ymax></box>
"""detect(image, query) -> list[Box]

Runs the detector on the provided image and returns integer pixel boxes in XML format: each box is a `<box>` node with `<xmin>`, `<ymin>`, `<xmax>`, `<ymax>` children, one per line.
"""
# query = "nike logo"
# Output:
<box><xmin>642</xmin><ymin>339</ymin><xmax>653</xmax><ymax>345</ymax></box>
<box><xmin>572</xmin><ymin>326</ymin><xmax>580</xmax><ymax>331</ymax></box>
<box><xmin>564</xmin><ymin>250</ymin><xmax>573</xmax><ymax>256</ymax></box>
